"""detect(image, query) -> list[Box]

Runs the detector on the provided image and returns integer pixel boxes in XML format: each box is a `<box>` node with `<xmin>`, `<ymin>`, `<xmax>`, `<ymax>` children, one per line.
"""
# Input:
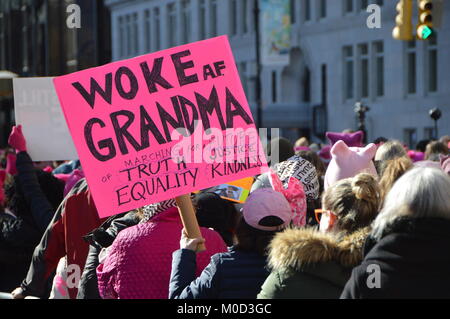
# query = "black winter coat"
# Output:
<box><xmin>169</xmin><ymin>247</ymin><xmax>269</xmax><ymax>299</ymax></box>
<box><xmin>341</xmin><ymin>217</ymin><xmax>450</xmax><ymax>299</ymax></box>
<box><xmin>0</xmin><ymin>152</ymin><xmax>58</xmax><ymax>292</ymax></box>
<box><xmin>76</xmin><ymin>211</ymin><xmax>139</xmax><ymax>299</ymax></box>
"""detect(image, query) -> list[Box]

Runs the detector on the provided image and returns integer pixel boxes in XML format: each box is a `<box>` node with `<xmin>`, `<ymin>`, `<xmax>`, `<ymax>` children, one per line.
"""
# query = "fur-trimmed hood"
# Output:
<box><xmin>268</xmin><ymin>227</ymin><xmax>370</xmax><ymax>272</ymax></box>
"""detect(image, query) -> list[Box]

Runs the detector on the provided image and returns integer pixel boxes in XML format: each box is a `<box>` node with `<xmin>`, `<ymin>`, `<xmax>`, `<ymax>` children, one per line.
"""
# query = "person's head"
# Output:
<box><xmin>425</xmin><ymin>141</ymin><xmax>449</xmax><ymax>161</ymax></box>
<box><xmin>266</xmin><ymin>137</ymin><xmax>295</xmax><ymax>165</ymax></box>
<box><xmin>136</xmin><ymin>199</ymin><xmax>177</xmax><ymax>223</ymax></box>
<box><xmin>379</xmin><ymin>157</ymin><xmax>413</xmax><ymax>202</ymax></box>
<box><xmin>439</xmin><ymin>136</ymin><xmax>450</xmax><ymax>147</ymax></box>
<box><xmin>294</xmin><ymin>137</ymin><xmax>310</xmax><ymax>153</ymax></box>
<box><xmin>373</xmin><ymin>137</ymin><xmax>388</xmax><ymax>145</ymax></box>
<box><xmin>324</xmin><ymin>141</ymin><xmax>378</xmax><ymax>190</ymax></box>
<box><xmin>236</xmin><ymin>188</ymin><xmax>292</xmax><ymax>255</ymax></box>
<box><xmin>320</xmin><ymin>173</ymin><xmax>380</xmax><ymax>234</ymax></box>
<box><xmin>416</xmin><ymin>140</ymin><xmax>430</xmax><ymax>153</ymax></box>
<box><xmin>274</xmin><ymin>154</ymin><xmax>320</xmax><ymax>201</ymax></box>
<box><xmin>4</xmin><ymin>169</ymin><xmax>65</xmax><ymax>217</ymax></box>
<box><xmin>296</xmin><ymin>150</ymin><xmax>326</xmax><ymax>178</ymax></box>
<box><xmin>374</xmin><ymin>140</ymin><xmax>407</xmax><ymax>162</ymax></box>
<box><xmin>194</xmin><ymin>192</ymin><xmax>238</xmax><ymax>246</ymax></box>
<box><xmin>372</xmin><ymin>167</ymin><xmax>450</xmax><ymax>240</ymax></box>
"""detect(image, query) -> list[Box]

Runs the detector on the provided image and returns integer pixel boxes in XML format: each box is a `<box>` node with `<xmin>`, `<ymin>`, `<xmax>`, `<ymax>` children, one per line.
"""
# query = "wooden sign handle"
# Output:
<box><xmin>176</xmin><ymin>194</ymin><xmax>206</xmax><ymax>252</ymax></box>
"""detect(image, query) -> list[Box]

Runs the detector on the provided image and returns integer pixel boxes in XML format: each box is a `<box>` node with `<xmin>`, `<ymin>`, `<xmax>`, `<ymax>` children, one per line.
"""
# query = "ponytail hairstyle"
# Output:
<box><xmin>379</xmin><ymin>157</ymin><xmax>413</xmax><ymax>203</ymax></box>
<box><xmin>322</xmin><ymin>173</ymin><xmax>380</xmax><ymax>234</ymax></box>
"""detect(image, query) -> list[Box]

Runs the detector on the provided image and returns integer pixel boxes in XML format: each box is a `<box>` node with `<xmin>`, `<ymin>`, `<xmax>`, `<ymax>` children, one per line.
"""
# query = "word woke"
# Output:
<box><xmin>72</xmin><ymin>50</ymin><xmax>226</xmax><ymax>109</ymax></box>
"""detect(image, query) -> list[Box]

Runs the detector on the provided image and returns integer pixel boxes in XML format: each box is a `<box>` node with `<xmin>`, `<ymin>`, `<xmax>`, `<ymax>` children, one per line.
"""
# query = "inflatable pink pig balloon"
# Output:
<box><xmin>324</xmin><ymin>140</ymin><xmax>378</xmax><ymax>189</ymax></box>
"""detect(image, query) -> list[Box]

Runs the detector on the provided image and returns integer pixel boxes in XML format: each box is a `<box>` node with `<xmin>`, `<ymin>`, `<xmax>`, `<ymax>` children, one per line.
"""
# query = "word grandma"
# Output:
<box><xmin>83</xmin><ymin>86</ymin><xmax>252</xmax><ymax>162</ymax></box>
<box><xmin>71</xmin><ymin>50</ymin><xmax>253</xmax><ymax>162</ymax></box>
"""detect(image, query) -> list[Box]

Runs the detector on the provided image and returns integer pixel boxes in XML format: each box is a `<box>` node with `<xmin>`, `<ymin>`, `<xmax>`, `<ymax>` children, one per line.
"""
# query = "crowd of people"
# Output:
<box><xmin>0</xmin><ymin>125</ymin><xmax>449</xmax><ymax>299</ymax></box>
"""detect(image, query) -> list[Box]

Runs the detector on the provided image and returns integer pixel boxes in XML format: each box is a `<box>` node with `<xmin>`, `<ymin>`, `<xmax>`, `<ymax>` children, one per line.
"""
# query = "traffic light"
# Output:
<box><xmin>417</xmin><ymin>0</ymin><xmax>434</xmax><ymax>40</ymax></box>
<box><xmin>393</xmin><ymin>0</ymin><xmax>413</xmax><ymax>41</ymax></box>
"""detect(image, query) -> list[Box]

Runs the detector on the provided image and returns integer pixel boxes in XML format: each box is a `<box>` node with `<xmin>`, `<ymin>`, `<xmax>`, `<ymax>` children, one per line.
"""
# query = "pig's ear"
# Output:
<box><xmin>362</xmin><ymin>143</ymin><xmax>378</xmax><ymax>160</ymax></box>
<box><xmin>331</xmin><ymin>140</ymin><xmax>350</xmax><ymax>157</ymax></box>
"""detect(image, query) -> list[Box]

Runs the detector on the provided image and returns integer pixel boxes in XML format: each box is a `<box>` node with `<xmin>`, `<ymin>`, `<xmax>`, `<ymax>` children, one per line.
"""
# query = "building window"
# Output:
<box><xmin>132</xmin><ymin>13</ymin><xmax>139</xmax><ymax>55</ymax></box>
<box><xmin>427</xmin><ymin>35</ymin><xmax>438</xmax><ymax>93</ymax></box>
<box><xmin>154</xmin><ymin>7</ymin><xmax>161</xmax><ymax>50</ymax></box>
<box><xmin>360</xmin><ymin>0</ymin><xmax>368</xmax><ymax>11</ymax></box>
<box><xmin>239</xmin><ymin>62</ymin><xmax>248</xmax><ymax>97</ymax></box>
<box><xmin>319</xmin><ymin>0</ymin><xmax>327</xmax><ymax>19</ymax></box>
<box><xmin>125</xmin><ymin>15</ymin><xmax>132</xmax><ymax>56</ymax></box>
<box><xmin>182</xmin><ymin>0</ymin><xmax>192</xmax><ymax>44</ymax></box>
<box><xmin>144</xmin><ymin>10</ymin><xmax>151</xmax><ymax>52</ymax></box>
<box><xmin>358</xmin><ymin>43</ymin><xmax>369</xmax><ymax>98</ymax></box>
<box><xmin>424</xmin><ymin>127</ymin><xmax>436</xmax><ymax>140</ymax></box>
<box><xmin>344</xmin><ymin>45</ymin><xmax>354</xmax><ymax>100</ymax></box>
<box><xmin>272</xmin><ymin>71</ymin><xmax>277</xmax><ymax>103</ymax></box>
<box><xmin>210</xmin><ymin>0</ymin><xmax>218</xmax><ymax>37</ymax></box>
<box><xmin>344</xmin><ymin>0</ymin><xmax>354</xmax><ymax>13</ymax></box>
<box><xmin>406</xmin><ymin>40</ymin><xmax>416</xmax><ymax>94</ymax></box>
<box><xmin>230</xmin><ymin>0</ymin><xmax>238</xmax><ymax>35</ymax></box>
<box><xmin>168</xmin><ymin>3</ymin><xmax>177</xmax><ymax>47</ymax></box>
<box><xmin>373</xmin><ymin>41</ymin><xmax>384</xmax><ymax>97</ymax></box>
<box><xmin>199</xmin><ymin>0</ymin><xmax>206</xmax><ymax>39</ymax></box>
<box><xmin>242</xmin><ymin>0</ymin><xmax>248</xmax><ymax>34</ymax></box>
<box><xmin>404</xmin><ymin>128</ymin><xmax>417</xmax><ymax>150</ymax></box>
<box><xmin>304</xmin><ymin>0</ymin><xmax>311</xmax><ymax>22</ymax></box>
<box><xmin>118</xmin><ymin>16</ymin><xmax>125</xmax><ymax>58</ymax></box>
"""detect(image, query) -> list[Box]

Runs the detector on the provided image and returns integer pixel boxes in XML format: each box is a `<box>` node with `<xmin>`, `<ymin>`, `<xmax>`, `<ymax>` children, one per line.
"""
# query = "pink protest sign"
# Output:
<box><xmin>53</xmin><ymin>36</ymin><xmax>267</xmax><ymax>218</ymax></box>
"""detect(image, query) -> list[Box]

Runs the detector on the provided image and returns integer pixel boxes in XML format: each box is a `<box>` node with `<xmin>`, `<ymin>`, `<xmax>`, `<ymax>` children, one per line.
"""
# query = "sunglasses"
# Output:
<box><xmin>314</xmin><ymin>209</ymin><xmax>333</xmax><ymax>224</ymax></box>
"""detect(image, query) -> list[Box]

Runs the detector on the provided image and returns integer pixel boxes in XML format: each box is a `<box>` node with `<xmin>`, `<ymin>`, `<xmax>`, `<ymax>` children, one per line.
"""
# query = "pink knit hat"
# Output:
<box><xmin>324</xmin><ymin>140</ymin><xmax>378</xmax><ymax>189</ymax></box>
<box><xmin>326</xmin><ymin>131</ymin><xmax>364</xmax><ymax>147</ymax></box>
<box><xmin>242</xmin><ymin>188</ymin><xmax>292</xmax><ymax>232</ymax></box>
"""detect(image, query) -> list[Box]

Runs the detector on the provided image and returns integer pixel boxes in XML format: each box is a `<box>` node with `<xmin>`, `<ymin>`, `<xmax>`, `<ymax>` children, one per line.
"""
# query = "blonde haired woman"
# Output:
<box><xmin>341</xmin><ymin>167</ymin><xmax>450</xmax><ymax>299</ymax></box>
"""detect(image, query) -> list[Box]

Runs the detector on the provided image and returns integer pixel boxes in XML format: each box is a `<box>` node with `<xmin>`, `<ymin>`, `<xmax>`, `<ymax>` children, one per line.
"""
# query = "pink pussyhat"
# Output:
<box><xmin>407</xmin><ymin>150</ymin><xmax>425</xmax><ymax>163</ymax></box>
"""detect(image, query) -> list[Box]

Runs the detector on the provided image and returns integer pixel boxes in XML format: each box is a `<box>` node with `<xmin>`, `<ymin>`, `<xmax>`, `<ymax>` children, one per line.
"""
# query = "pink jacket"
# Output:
<box><xmin>96</xmin><ymin>207</ymin><xmax>227</xmax><ymax>299</ymax></box>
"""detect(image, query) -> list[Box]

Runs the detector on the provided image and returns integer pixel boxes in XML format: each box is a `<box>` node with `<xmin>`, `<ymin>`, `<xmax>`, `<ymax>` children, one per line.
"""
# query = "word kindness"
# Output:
<box><xmin>72</xmin><ymin>50</ymin><xmax>253</xmax><ymax>162</ymax></box>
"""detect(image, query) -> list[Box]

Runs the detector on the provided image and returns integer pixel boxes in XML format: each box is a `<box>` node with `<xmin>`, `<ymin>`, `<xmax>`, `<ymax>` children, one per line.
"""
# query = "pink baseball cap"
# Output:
<box><xmin>243</xmin><ymin>188</ymin><xmax>292</xmax><ymax>232</ymax></box>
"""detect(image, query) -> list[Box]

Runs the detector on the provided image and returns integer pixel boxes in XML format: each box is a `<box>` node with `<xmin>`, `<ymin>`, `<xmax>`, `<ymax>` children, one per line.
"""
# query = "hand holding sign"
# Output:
<box><xmin>176</xmin><ymin>194</ymin><xmax>206</xmax><ymax>252</ymax></box>
<box><xmin>180</xmin><ymin>228</ymin><xmax>206</xmax><ymax>252</ymax></box>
